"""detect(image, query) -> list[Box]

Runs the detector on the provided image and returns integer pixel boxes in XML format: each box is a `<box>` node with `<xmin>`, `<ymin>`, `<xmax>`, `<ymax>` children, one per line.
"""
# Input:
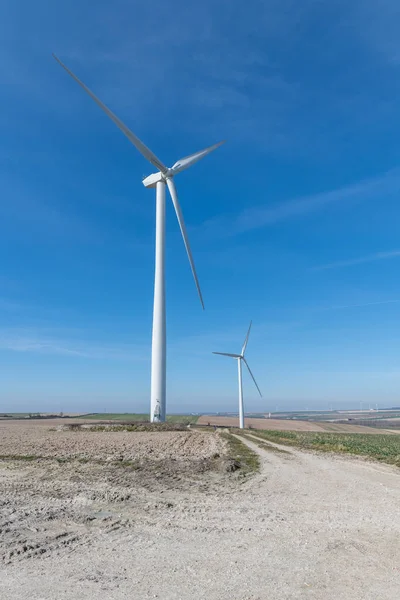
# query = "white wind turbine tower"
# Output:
<box><xmin>213</xmin><ymin>321</ymin><xmax>262</xmax><ymax>429</ymax></box>
<box><xmin>53</xmin><ymin>54</ymin><xmax>225</xmax><ymax>423</ymax></box>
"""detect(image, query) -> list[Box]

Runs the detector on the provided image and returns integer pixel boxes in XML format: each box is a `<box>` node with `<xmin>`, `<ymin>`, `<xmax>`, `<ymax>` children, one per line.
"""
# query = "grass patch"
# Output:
<box><xmin>244</xmin><ymin>429</ymin><xmax>400</xmax><ymax>467</ymax></box>
<box><xmin>70</xmin><ymin>422</ymin><xmax>189</xmax><ymax>432</ymax></box>
<box><xmin>0</xmin><ymin>454</ymin><xmax>38</xmax><ymax>461</ymax></box>
<box><xmin>117</xmin><ymin>460</ymin><xmax>140</xmax><ymax>469</ymax></box>
<box><xmin>220</xmin><ymin>432</ymin><xmax>260</xmax><ymax>476</ymax></box>
<box><xmin>240</xmin><ymin>434</ymin><xmax>291</xmax><ymax>455</ymax></box>
<box><xmin>79</xmin><ymin>413</ymin><xmax>149</xmax><ymax>421</ymax></box>
<box><xmin>166</xmin><ymin>415</ymin><xmax>199</xmax><ymax>425</ymax></box>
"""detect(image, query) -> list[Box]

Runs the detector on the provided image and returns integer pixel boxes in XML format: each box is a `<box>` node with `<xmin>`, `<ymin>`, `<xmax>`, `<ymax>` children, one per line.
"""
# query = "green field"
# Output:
<box><xmin>0</xmin><ymin>413</ymin><xmax>32</xmax><ymax>418</ymax></box>
<box><xmin>79</xmin><ymin>413</ymin><xmax>148</xmax><ymax>420</ymax></box>
<box><xmin>79</xmin><ymin>413</ymin><xmax>199</xmax><ymax>425</ymax></box>
<box><xmin>243</xmin><ymin>429</ymin><xmax>400</xmax><ymax>467</ymax></box>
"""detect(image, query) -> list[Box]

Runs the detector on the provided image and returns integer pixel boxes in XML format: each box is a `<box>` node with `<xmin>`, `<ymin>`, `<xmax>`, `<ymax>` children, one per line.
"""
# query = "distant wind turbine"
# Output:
<box><xmin>53</xmin><ymin>54</ymin><xmax>225</xmax><ymax>423</ymax></box>
<box><xmin>213</xmin><ymin>321</ymin><xmax>262</xmax><ymax>429</ymax></box>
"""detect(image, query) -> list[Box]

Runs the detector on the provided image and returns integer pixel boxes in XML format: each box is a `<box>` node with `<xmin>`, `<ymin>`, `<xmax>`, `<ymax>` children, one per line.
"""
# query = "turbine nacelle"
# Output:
<box><xmin>142</xmin><ymin>170</ymin><xmax>178</xmax><ymax>188</ymax></box>
<box><xmin>142</xmin><ymin>172</ymin><xmax>166</xmax><ymax>188</ymax></box>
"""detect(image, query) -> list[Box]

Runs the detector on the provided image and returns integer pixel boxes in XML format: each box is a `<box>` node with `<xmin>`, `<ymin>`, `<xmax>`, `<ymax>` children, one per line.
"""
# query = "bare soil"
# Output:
<box><xmin>198</xmin><ymin>415</ymin><xmax>400</xmax><ymax>433</ymax></box>
<box><xmin>1</xmin><ymin>419</ymin><xmax>399</xmax><ymax>599</ymax></box>
<box><xmin>0</xmin><ymin>419</ymin><xmax>220</xmax><ymax>462</ymax></box>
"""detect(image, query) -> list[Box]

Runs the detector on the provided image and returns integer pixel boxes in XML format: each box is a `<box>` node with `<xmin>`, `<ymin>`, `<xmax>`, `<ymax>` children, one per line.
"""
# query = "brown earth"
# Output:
<box><xmin>0</xmin><ymin>419</ymin><xmax>223</xmax><ymax>462</ymax></box>
<box><xmin>197</xmin><ymin>415</ymin><xmax>400</xmax><ymax>433</ymax></box>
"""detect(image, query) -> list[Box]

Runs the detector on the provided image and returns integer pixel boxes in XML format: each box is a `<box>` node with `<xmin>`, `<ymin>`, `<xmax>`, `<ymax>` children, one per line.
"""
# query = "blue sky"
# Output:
<box><xmin>2</xmin><ymin>0</ymin><xmax>400</xmax><ymax>413</ymax></box>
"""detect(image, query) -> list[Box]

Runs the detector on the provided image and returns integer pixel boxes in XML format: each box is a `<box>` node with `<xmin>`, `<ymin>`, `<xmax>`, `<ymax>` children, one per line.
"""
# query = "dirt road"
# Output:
<box><xmin>1</xmin><ymin>427</ymin><xmax>399</xmax><ymax>599</ymax></box>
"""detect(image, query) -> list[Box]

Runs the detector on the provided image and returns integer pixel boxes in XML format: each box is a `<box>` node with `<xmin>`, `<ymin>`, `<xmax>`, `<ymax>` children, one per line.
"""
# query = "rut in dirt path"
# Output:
<box><xmin>234</xmin><ymin>431</ymin><xmax>296</xmax><ymax>457</ymax></box>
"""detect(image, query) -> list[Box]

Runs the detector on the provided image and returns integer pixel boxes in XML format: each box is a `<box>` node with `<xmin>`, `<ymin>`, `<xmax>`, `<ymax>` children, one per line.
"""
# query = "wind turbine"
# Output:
<box><xmin>53</xmin><ymin>54</ymin><xmax>225</xmax><ymax>423</ymax></box>
<box><xmin>213</xmin><ymin>321</ymin><xmax>262</xmax><ymax>429</ymax></box>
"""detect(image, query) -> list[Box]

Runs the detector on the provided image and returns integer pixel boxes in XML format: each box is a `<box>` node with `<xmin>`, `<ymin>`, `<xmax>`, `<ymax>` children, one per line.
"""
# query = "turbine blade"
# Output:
<box><xmin>170</xmin><ymin>141</ymin><xmax>225</xmax><ymax>175</ymax></box>
<box><xmin>52</xmin><ymin>54</ymin><xmax>168</xmax><ymax>174</ymax></box>
<box><xmin>241</xmin><ymin>320</ymin><xmax>252</xmax><ymax>356</ymax></box>
<box><xmin>243</xmin><ymin>358</ymin><xmax>262</xmax><ymax>397</ymax></box>
<box><xmin>166</xmin><ymin>178</ymin><xmax>204</xmax><ymax>309</ymax></box>
<box><xmin>213</xmin><ymin>352</ymin><xmax>241</xmax><ymax>358</ymax></box>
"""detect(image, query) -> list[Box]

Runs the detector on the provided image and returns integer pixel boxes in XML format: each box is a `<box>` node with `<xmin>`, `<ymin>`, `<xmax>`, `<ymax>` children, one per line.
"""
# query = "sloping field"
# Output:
<box><xmin>0</xmin><ymin>419</ymin><xmax>222</xmax><ymax>462</ymax></box>
<box><xmin>197</xmin><ymin>415</ymin><xmax>399</xmax><ymax>434</ymax></box>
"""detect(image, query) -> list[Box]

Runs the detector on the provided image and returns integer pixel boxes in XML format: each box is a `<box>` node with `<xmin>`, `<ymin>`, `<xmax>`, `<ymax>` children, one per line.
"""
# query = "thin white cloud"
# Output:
<box><xmin>312</xmin><ymin>250</ymin><xmax>400</xmax><ymax>271</ymax></box>
<box><xmin>352</xmin><ymin>1</ymin><xmax>400</xmax><ymax>65</ymax></box>
<box><xmin>2</xmin><ymin>0</ymin><xmax>387</xmax><ymax>156</ymax></box>
<box><xmin>320</xmin><ymin>299</ymin><xmax>400</xmax><ymax>310</ymax></box>
<box><xmin>0</xmin><ymin>328</ymin><xmax>147</xmax><ymax>361</ymax></box>
<box><xmin>201</xmin><ymin>167</ymin><xmax>400</xmax><ymax>237</ymax></box>
<box><xmin>3</xmin><ymin>2</ymin><xmax>400</xmax><ymax>247</ymax></box>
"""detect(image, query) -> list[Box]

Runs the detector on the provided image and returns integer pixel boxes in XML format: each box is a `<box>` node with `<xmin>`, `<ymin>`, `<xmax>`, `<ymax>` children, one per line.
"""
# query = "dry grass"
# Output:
<box><xmin>244</xmin><ymin>429</ymin><xmax>400</xmax><ymax>467</ymax></box>
<box><xmin>220</xmin><ymin>432</ymin><xmax>260</xmax><ymax>475</ymax></box>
